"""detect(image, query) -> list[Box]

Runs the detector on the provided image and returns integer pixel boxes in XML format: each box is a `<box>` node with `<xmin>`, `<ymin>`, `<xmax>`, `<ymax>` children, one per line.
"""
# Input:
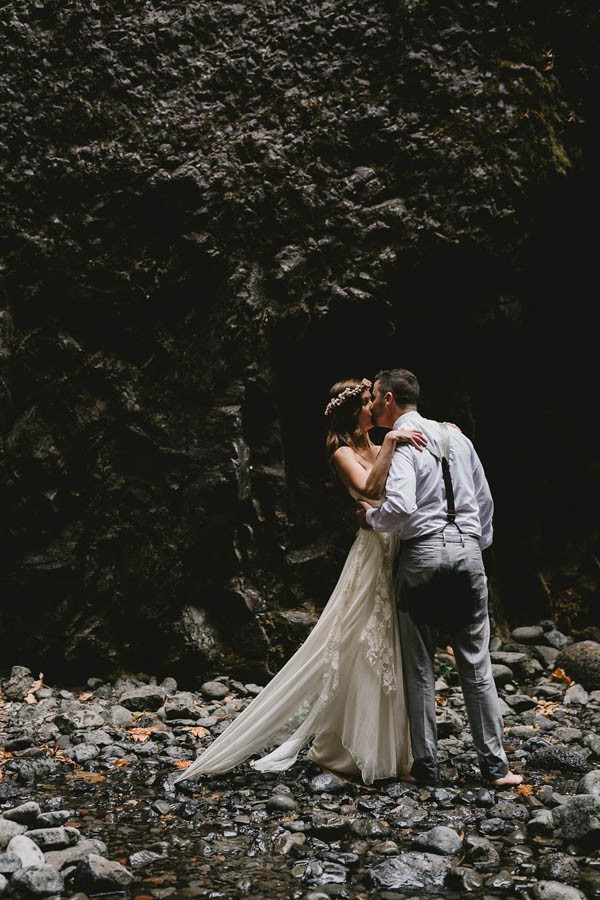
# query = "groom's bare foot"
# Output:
<box><xmin>491</xmin><ymin>771</ymin><xmax>523</xmax><ymax>787</ymax></box>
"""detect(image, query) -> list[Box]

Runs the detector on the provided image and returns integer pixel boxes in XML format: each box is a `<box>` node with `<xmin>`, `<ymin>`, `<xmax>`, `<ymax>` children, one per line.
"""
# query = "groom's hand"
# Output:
<box><xmin>356</xmin><ymin>501</ymin><xmax>371</xmax><ymax>530</ymax></box>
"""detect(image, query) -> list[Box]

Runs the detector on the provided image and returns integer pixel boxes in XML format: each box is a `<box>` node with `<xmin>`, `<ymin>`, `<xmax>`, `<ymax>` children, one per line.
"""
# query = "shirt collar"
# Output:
<box><xmin>393</xmin><ymin>410</ymin><xmax>423</xmax><ymax>429</ymax></box>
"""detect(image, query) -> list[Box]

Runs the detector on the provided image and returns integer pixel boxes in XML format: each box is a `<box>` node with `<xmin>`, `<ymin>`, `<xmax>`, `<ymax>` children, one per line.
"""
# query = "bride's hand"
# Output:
<box><xmin>387</xmin><ymin>427</ymin><xmax>427</xmax><ymax>451</ymax></box>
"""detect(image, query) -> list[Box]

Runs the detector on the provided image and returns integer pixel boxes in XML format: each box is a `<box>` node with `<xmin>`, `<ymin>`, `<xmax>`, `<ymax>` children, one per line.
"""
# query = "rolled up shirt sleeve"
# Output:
<box><xmin>366</xmin><ymin>447</ymin><xmax>417</xmax><ymax>533</ymax></box>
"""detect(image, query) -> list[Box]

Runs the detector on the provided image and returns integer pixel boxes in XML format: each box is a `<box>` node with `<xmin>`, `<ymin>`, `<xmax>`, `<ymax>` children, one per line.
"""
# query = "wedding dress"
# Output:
<box><xmin>174</xmin><ymin>498</ymin><xmax>412</xmax><ymax>786</ymax></box>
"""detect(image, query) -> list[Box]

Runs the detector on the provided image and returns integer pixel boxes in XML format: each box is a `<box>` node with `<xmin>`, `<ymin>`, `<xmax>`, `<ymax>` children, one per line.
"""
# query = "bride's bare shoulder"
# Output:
<box><xmin>332</xmin><ymin>446</ymin><xmax>355</xmax><ymax>461</ymax></box>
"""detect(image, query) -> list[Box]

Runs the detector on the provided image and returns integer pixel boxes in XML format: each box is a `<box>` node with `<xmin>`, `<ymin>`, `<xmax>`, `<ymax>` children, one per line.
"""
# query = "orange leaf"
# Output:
<box><xmin>112</xmin><ymin>758</ymin><xmax>130</xmax><ymax>768</ymax></box>
<box><xmin>183</xmin><ymin>726</ymin><xmax>209</xmax><ymax>738</ymax></box>
<box><xmin>128</xmin><ymin>725</ymin><xmax>162</xmax><ymax>742</ymax></box>
<box><xmin>552</xmin><ymin>667</ymin><xmax>574</xmax><ymax>685</ymax></box>
<box><xmin>65</xmin><ymin>772</ymin><xmax>106</xmax><ymax>783</ymax></box>
<box><xmin>173</xmin><ymin>759</ymin><xmax>193</xmax><ymax>770</ymax></box>
<box><xmin>435</xmin><ymin>695</ymin><xmax>447</xmax><ymax>706</ymax></box>
<box><xmin>518</xmin><ymin>784</ymin><xmax>533</xmax><ymax>796</ymax></box>
<box><xmin>78</xmin><ymin>692</ymin><xmax>93</xmax><ymax>702</ymax></box>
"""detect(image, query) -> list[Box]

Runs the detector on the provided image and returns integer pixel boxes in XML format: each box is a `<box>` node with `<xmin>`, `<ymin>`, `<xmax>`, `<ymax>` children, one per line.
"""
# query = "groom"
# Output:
<box><xmin>357</xmin><ymin>368</ymin><xmax>522</xmax><ymax>787</ymax></box>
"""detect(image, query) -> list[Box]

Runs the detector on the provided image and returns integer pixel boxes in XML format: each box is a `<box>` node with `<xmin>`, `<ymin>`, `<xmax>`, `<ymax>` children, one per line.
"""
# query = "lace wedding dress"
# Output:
<box><xmin>174</xmin><ymin>501</ymin><xmax>412</xmax><ymax>786</ymax></box>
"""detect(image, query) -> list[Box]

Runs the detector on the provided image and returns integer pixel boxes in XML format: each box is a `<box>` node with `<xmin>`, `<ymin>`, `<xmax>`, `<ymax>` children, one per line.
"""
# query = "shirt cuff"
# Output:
<box><xmin>365</xmin><ymin>508</ymin><xmax>377</xmax><ymax>529</ymax></box>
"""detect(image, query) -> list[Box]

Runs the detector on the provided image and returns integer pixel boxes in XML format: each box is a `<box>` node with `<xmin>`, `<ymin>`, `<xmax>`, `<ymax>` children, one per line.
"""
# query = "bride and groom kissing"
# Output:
<box><xmin>174</xmin><ymin>367</ymin><xmax>522</xmax><ymax>789</ymax></box>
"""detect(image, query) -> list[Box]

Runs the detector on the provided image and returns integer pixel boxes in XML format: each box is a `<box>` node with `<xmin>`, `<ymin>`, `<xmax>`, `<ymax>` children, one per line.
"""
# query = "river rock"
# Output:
<box><xmin>555</xmin><ymin>641</ymin><xmax>600</xmax><ymax>691</ymax></box>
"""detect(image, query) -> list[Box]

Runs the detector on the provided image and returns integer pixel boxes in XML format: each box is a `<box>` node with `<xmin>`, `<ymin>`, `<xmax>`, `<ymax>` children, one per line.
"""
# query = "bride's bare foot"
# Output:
<box><xmin>317</xmin><ymin>764</ymin><xmax>351</xmax><ymax>782</ymax></box>
<box><xmin>491</xmin><ymin>771</ymin><xmax>523</xmax><ymax>787</ymax></box>
<box><xmin>399</xmin><ymin>773</ymin><xmax>417</xmax><ymax>783</ymax></box>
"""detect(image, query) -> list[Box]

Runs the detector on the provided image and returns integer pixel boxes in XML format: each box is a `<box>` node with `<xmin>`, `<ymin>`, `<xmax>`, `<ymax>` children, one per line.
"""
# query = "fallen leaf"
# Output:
<box><xmin>65</xmin><ymin>772</ymin><xmax>106</xmax><ymax>783</ymax></box>
<box><xmin>173</xmin><ymin>759</ymin><xmax>193</xmax><ymax>770</ymax></box>
<box><xmin>23</xmin><ymin>673</ymin><xmax>45</xmax><ymax>704</ymax></box>
<box><xmin>112</xmin><ymin>758</ymin><xmax>130</xmax><ymax>768</ymax></box>
<box><xmin>128</xmin><ymin>726</ymin><xmax>162</xmax><ymax>742</ymax></box>
<box><xmin>518</xmin><ymin>784</ymin><xmax>534</xmax><ymax>796</ymax></box>
<box><xmin>552</xmin><ymin>667</ymin><xmax>574</xmax><ymax>685</ymax></box>
<box><xmin>183</xmin><ymin>726</ymin><xmax>209</xmax><ymax>738</ymax></box>
<box><xmin>78</xmin><ymin>692</ymin><xmax>93</xmax><ymax>702</ymax></box>
<box><xmin>435</xmin><ymin>695</ymin><xmax>447</xmax><ymax>706</ymax></box>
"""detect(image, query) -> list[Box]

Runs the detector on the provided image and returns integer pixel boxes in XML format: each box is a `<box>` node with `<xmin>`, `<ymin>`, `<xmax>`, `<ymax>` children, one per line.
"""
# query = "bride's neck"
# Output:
<box><xmin>355</xmin><ymin>434</ymin><xmax>374</xmax><ymax>454</ymax></box>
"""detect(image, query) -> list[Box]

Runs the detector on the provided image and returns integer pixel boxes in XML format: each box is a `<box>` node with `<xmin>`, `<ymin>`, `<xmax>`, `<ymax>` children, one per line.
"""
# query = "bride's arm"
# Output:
<box><xmin>332</xmin><ymin>428</ymin><xmax>426</xmax><ymax>501</ymax></box>
<box><xmin>363</xmin><ymin>428</ymin><xmax>426</xmax><ymax>500</ymax></box>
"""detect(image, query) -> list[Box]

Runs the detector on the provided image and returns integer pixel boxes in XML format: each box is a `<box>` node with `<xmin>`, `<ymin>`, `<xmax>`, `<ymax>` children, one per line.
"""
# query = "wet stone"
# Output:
<box><xmin>6</xmin><ymin>834</ymin><xmax>45</xmax><ymax>868</ymax></box>
<box><xmin>0</xmin><ymin>851</ymin><xmax>21</xmax><ymax>876</ymax></box>
<box><xmin>26</xmin><ymin>826</ymin><xmax>79</xmax><ymax>851</ymax></box>
<box><xmin>199</xmin><ymin>681</ymin><xmax>230</xmax><ymax>700</ymax></box>
<box><xmin>369</xmin><ymin>851</ymin><xmax>452</xmax><ymax>890</ymax></box>
<box><xmin>564</xmin><ymin>684</ymin><xmax>590</xmax><ymax>705</ymax></box>
<box><xmin>512</xmin><ymin>626</ymin><xmax>545</xmax><ymax>644</ymax></box>
<box><xmin>309</xmin><ymin>773</ymin><xmax>348</xmax><ymax>794</ymax></box>
<box><xmin>485</xmin><ymin>869</ymin><xmax>515</xmax><ymax>890</ymax></box>
<box><xmin>0</xmin><ymin>819</ymin><xmax>28</xmax><ymax>849</ymax></box>
<box><xmin>267</xmin><ymin>793</ymin><xmax>297</xmax><ymax>812</ymax></box>
<box><xmin>552</xmin><ymin>795</ymin><xmax>600</xmax><ymax>849</ymax></box>
<box><xmin>528</xmin><ymin>809</ymin><xmax>556</xmax><ymax>834</ymax></box>
<box><xmin>529</xmin><ymin>745</ymin><xmax>590</xmax><ymax>774</ymax></box>
<box><xmin>446</xmin><ymin>865</ymin><xmax>485</xmax><ymax>891</ymax></box>
<box><xmin>505</xmin><ymin>693</ymin><xmax>537</xmax><ymax>712</ymax></box>
<box><xmin>11</xmin><ymin>865</ymin><xmax>65</xmax><ymax>896</ymax></box>
<box><xmin>492</xmin><ymin>800</ymin><xmax>530</xmax><ymax>822</ymax></box>
<box><xmin>118</xmin><ymin>685</ymin><xmax>166</xmax><ymax>711</ymax></box>
<box><xmin>536</xmin><ymin>851</ymin><xmax>581</xmax><ymax>885</ymax></box>
<box><xmin>2</xmin><ymin>802</ymin><xmax>41</xmax><ymax>826</ymax></box>
<box><xmin>67</xmin><ymin>853</ymin><xmax>134</xmax><ymax>893</ymax></box>
<box><xmin>412</xmin><ymin>824</ymin><xmax>463</xmax><ymax>855</ymax></box>
<box><xmin>531</xmin><ymin>882</ymin><xmax>587</xmax><ymax>899</ymax></box>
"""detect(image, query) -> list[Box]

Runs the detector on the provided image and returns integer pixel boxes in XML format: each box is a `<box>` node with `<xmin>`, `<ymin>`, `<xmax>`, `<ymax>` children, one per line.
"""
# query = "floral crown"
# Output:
<box><xmin>324</xmin><ymin>378</ymin><xmax>372</xmax><ymax>417</ymax></box>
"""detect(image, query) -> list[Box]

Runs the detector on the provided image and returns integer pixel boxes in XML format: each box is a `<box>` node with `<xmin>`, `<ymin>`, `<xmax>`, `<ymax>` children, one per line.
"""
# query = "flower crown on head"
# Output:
<box><xmin>324</xmin><ymin>378</ymin><xmax>372</xmax><ymax>417</ymax></box>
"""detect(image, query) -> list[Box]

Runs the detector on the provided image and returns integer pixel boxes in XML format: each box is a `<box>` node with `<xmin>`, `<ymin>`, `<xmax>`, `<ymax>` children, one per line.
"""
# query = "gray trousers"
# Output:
<box><xmin>396</xmin><ymin>531</ymin><xmax>509</xmax><ymax>782</ymax></box>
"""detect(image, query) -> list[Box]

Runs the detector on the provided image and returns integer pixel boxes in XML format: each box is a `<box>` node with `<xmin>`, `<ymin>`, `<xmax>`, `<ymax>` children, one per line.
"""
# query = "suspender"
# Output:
<box><xmin>426</xmin><ymin>423</ymin><xmax>457</xmax><ymax>526</ymax></box>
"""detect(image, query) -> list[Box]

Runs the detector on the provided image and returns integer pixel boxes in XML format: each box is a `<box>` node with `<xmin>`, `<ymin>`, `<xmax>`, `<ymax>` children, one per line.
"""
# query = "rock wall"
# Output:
<box><xmin>0</xmin><ymin>0</ymin><xmax>598</xmax><ymax>683</ymax></box>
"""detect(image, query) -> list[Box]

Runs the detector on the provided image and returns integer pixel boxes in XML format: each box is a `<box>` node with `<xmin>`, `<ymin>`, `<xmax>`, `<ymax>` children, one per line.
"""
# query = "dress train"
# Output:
<box><xmin>173</xmin><ymin>528</ymin><xmax>412</xmax><ymax>786</ymax></box>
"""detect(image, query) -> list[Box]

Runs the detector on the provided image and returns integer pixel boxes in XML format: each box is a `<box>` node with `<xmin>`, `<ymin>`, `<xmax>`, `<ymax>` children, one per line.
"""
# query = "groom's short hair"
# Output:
<box><xmin>375</xmin><ymin>368</ymin><xmax>420</xmax><ymax>406</ymax></box>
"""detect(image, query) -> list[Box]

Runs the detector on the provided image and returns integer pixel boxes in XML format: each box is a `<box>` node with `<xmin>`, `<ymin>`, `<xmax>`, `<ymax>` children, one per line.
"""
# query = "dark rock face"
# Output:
<box><xmin>0</xmin><ymin>1</ymin><xmax>599</xmax><ymax>680</ymax></box>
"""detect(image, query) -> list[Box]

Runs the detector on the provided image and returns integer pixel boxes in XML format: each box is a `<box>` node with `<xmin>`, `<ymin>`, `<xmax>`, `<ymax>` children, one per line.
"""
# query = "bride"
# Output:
<box><xmin>173</xmin><ymin>377</ymin><xmax>427</xmax><ymax>786</ymax></box>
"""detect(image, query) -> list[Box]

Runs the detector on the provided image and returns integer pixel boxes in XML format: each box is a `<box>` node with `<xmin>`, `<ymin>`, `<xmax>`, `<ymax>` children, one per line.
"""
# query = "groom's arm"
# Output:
<box><xmin>365</xmin><ymin>446</ymin><xmax>417</xmax><ymax>533</ymax></box>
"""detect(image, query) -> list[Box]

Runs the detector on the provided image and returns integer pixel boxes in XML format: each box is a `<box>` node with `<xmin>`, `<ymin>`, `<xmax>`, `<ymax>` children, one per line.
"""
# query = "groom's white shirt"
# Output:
<box><xmin>366</xmin><ymin>412</ymin><xmax>494</xmax><ymax>549</ymax></box>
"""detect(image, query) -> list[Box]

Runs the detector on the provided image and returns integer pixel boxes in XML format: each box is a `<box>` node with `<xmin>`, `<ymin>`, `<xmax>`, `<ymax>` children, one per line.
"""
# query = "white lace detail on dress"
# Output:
<box><xmin>359</xmin><ymin>532</ymin><xmax>397</xmax><ymax>694</ymax></box>
<box><xmin>320</xmin><ymin>532</ymin><xmax>364</xmax><ymax>705</ymax></box>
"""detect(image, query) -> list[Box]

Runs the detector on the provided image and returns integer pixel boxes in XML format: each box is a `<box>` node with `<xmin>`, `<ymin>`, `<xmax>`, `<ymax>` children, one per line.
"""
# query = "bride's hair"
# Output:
<box><xmin>325</xmin><ymin>378</ymin><xmax>370</xmax><ymax>464</ymax></box>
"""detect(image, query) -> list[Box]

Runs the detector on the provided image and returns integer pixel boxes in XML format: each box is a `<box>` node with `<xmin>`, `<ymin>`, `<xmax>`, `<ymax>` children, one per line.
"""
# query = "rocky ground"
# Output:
<box><xmin>1</xmin><ymin>622</ymin><xmax>599</xmax><ymax>899</ymax></box>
